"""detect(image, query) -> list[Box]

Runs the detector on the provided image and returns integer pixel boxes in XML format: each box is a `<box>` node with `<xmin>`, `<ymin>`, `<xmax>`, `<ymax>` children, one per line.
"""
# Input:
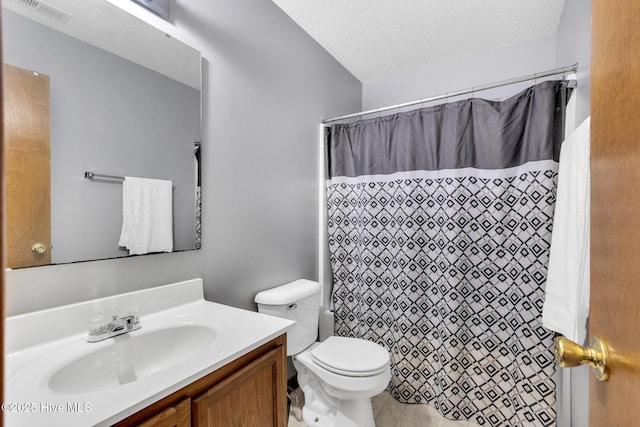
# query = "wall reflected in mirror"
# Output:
<box><xmin>2</xmin><ymin>0</ymin><xmax>202</xmax><ymax>268</ymax></box>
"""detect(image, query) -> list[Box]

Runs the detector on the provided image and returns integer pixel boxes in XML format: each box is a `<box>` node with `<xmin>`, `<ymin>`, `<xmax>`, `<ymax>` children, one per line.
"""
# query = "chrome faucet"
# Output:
<box><xmin>88</xmin><ymin>308</ymin><xmax>140</xmax><ymax>342</ymax></box>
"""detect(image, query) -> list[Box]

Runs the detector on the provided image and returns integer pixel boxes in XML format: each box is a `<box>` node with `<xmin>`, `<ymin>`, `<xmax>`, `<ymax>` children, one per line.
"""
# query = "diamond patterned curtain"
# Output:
<box><xmin>326</xmin><ymin>81</ymin><xmax>570</xmax><ymax>427</ymax></box>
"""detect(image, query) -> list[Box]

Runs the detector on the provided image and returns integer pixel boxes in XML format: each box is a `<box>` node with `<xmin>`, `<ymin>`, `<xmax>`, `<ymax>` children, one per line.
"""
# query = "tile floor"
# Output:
<box><xmin>288</xmin><ymin>389</ymin><xmax>481</xmax><ymax>427</ymax></box>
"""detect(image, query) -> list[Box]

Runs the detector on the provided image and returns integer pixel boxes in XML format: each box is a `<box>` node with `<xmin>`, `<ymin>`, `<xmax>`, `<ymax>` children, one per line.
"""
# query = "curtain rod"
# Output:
<box><xmin>322</xmin><ymin>63</ymin><xmax>578</xmax><ymax>124</ymax></box>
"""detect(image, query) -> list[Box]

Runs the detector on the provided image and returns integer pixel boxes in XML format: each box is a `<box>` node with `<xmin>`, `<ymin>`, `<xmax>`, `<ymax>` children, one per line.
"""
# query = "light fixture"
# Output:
<box><xmin>131</xmin><ymin>0</ymin><xmax>169</xmax><ymax>20</ymax></box>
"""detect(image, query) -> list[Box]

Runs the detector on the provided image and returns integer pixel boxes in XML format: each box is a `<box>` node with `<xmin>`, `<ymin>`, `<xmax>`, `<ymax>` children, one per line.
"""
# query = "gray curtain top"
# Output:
<box><xmin>326</xmin><ymin>80</ymin><xmax>570</xmax><ymax>178</ymax></box>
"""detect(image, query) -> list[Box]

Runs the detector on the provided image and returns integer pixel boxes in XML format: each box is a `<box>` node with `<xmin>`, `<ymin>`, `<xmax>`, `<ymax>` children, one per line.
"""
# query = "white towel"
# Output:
<box><xmin>542</xmin><ymin>117</ymin><xmax>590</xmax><ymax>344</ymax></box>
<box><xmin>119</xmin><ymin>177</ymin><xmax>173</xmax><ymax>255</ymax></box>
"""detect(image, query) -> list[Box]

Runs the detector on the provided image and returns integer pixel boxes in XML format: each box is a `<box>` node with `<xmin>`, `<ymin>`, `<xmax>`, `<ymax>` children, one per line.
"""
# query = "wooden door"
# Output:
<box><xmin>1</xmin><ymin>28</ymin><xmax>5</xmax><ymax>427</ymax></box>
<box><xmin>590</xmin><ymin>0</ymin><xmax>640</xmax><ymax>425</ymax></box>
<box><xmin>3</xmin><ymin>63</ymin><xmax>51</xmax><ymax>268</ymax></box>
<box><xmin>192</xmin><ymin>346</ymin><xmax>287</xmax><ymax>427</ymax></box>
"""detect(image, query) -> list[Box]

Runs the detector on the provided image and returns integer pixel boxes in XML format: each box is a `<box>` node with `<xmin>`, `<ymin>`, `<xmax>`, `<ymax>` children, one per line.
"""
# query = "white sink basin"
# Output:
<box><xmin>5</xmin><ymin>279</ymin><xmax>294</xmax><ymax>426</ymax></box>
<box><xmin>48</xmin><ymin>324</ymin><xmax>217</xmax><ymax>394</ymax></box>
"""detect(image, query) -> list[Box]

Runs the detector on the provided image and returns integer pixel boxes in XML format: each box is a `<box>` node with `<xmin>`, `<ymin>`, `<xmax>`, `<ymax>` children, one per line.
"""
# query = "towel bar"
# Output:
<box><xmin>84</xmin><ymin>171</ymin><xmax>125</xmax><ymax>181</ymax></box>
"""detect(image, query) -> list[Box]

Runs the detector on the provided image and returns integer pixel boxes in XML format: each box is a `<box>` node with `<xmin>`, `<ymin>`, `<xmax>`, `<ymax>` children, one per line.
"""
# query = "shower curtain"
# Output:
<box><xmin>326</xmin><ymin>80</ymin><xmax>569</xmax><ymax>427</ymax></box>
<box><xmin>194</xmin><ymin>144</ymin><xmax>202</xmax><ymax>249</ymax></box>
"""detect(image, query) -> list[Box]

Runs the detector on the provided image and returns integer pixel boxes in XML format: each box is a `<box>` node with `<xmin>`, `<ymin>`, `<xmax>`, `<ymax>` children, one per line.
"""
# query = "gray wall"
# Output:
<box><xmin>362</xmin><ymin>33</ymin><xmax>559</xmax><ymax>110</ymax></box>
<box><xmin>3</xmin><ymin>10</ymin><xmax>200</xmax><ymax>263</ymax></box>
<box><xmin>556</xmin><ymin>0</ymin><xmax>592</xmax><ymax>126</ymax></box>
<box><xmin>4</xmin><ymin>0</ymin><xmax>361</xmax><ymax>315</ymax></box>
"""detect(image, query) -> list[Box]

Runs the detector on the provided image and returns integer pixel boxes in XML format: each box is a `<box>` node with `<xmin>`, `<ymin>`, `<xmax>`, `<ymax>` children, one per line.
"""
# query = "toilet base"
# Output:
<box><xmin>293</xmin><ymin>342</ymin><xmax>390</xmax><ymax>427</ymax></box>
<box><xmin>295</xmin><ymin>356</ymin><xmax>379</xmax><ymax>427</ymax></box>
<box><xmin>302</xmin><ymin>397</ymin><xmax>375</xmax><ymax>427</ymax></box>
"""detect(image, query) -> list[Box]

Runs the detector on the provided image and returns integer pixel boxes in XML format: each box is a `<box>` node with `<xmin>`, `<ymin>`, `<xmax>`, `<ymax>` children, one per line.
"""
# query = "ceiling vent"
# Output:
<box><xmin>8</xmin><ymin>0</ymin><xmax>73</xmax><ymax>24</ymax></box>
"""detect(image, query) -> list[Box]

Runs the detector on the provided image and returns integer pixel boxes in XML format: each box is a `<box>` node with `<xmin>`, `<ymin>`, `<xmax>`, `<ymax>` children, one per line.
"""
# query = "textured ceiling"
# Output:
<box><xmin>272</xmin><ymin>0</ymin><xmax>566</xmax><ymax>82</ymax></box>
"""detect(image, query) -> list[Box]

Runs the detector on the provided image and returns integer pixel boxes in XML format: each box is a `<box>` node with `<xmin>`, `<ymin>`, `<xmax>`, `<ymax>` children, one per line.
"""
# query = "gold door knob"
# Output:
<box><xmin>554</xmin><ymin>336</ymin><xmax>610</xmax><ymax>381</ymax></box>
<box><xmin>31</xmin><ymin>243</ymin><xmax>47</xmax><ymax>254</ymax></box>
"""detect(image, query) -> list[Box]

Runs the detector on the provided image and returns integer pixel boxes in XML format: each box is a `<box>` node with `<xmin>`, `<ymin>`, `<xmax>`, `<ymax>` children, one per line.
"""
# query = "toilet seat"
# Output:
<box><xmin>310</xmin><ymin>336</ymin><xmax>389</xmax><ymax>377</ymax></box>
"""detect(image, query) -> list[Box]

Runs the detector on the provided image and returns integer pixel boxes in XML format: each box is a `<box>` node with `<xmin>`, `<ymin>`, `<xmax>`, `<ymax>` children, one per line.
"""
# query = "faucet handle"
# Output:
<box><xmin>125</xmin><ymin>307</ymin><xmax>139</xmax><ymax>323</ymax></box>
<box><xmin>89</xmin><ymin>315</ymin><xmax>107</xmax><ymax>335</ymax></box>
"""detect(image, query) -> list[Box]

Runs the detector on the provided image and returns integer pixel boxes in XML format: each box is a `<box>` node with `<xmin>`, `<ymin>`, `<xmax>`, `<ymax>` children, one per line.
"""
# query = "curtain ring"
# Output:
<box><xmin>534</xmin><ymin>72</ymin><xmax>538</xmax><ymax>85</ymax></box>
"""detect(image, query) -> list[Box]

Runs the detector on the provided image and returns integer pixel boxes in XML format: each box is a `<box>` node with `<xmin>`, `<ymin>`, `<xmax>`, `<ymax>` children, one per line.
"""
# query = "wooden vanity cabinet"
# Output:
<box><xmin>192</xmin><ymin>347</ymin><xmax>283</xmax><ymax>426</ymax></box>
<box><xmin>114</xmin><ymin>334</ymin><xmax>287</xmax><ymax>427</ymax></box>
<box><xmin>138</xmin><ymin>398</ymin><xmax>191</xmax><ymax>427</ymax></box>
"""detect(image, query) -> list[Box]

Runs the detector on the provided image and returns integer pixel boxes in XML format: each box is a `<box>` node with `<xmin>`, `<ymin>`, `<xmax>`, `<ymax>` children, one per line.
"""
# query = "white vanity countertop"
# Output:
<box><xmin>4</xmin><ymin>279</ymin><xmax>295</xmax><ymax>426</ymax></box>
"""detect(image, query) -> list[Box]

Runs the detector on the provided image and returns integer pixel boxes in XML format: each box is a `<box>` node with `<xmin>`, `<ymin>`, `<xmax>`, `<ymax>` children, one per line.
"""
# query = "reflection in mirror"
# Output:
<box><xmin>2</xmin><ymin>0</ymin><xmax>202</xmax><ymax>268</ymax></box>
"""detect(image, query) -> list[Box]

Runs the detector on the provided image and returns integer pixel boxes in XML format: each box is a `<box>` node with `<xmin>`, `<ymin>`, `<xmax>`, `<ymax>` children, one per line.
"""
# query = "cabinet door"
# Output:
<box><xmin>192</xmin><ymin>346</ymin><xmax>287</xmax><ymax>427</ymax></box>
<box><xmin>138</xmin><ymin>398</ymin><xmax>190</xmax><ymax>427</ymax></box>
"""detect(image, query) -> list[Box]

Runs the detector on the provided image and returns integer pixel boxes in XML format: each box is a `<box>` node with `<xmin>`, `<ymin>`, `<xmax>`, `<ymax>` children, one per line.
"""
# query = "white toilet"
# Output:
<box><xmin>255</xmin><ymin>279</ymin><xmax>390</xmax><ymax>427</ymax></box>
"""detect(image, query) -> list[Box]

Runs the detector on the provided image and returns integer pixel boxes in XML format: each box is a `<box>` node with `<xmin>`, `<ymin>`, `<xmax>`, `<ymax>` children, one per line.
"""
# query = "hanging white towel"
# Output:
<box><xmin>119</xmin><ymin>176</ymin><xmax>173</xmax><ymax>255</ymax></box>
<box><xmin>542</xmin><ymin>117</ymin><xmax>590</xmax><ymax>344</ymax></box>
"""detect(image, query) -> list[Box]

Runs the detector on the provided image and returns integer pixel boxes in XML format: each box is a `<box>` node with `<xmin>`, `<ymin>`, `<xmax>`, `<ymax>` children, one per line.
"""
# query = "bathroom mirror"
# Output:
<box><xmin>2</xmin><ymin>0</ymin><xmax>202</xmax><ymax>268</ymax></box>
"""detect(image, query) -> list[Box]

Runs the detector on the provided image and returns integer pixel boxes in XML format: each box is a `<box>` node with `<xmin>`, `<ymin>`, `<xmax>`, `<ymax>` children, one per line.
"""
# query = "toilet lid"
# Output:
<box><xmin>310</xmin><ymin>336</ymin><xmax>389</xmax><ymax>377</ymax></box>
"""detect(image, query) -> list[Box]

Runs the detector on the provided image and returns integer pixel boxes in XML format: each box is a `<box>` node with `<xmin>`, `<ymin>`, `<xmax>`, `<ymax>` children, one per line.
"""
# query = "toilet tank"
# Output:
<box><xmin>255</xmin><ymin>279</ymin><xmax>321</xmax><ymax>356</ymax></box>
